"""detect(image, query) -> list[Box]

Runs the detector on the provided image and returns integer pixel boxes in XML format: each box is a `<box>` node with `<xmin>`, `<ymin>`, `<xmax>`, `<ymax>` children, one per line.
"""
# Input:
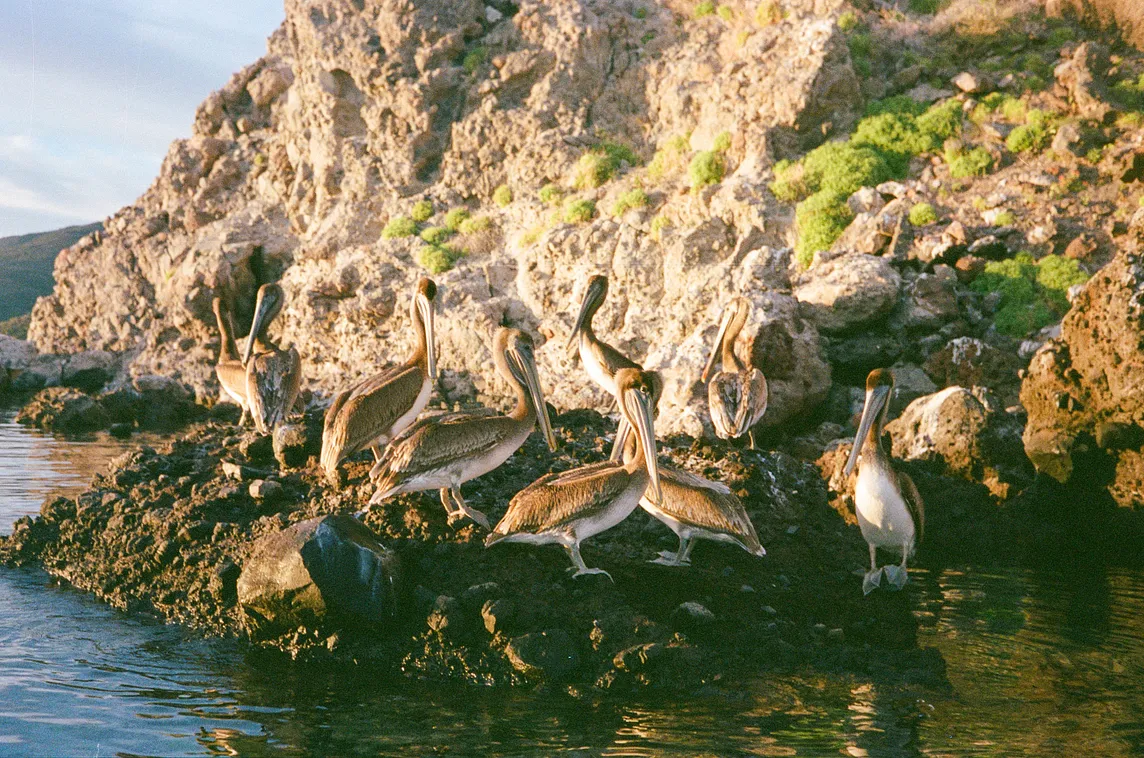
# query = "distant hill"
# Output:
<box><xmin>0</xmin><ymin>222</ymin><xmax>102</xmax><ymax>322</ymax></box>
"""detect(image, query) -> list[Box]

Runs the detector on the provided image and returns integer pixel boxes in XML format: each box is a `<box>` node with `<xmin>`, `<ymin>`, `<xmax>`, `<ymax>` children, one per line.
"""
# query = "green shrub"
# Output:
<box><xmin>852</xmin><ymin>112</ymin><xmax>931</xmax><ymax>174</ymax></box>
<box><xmin>803</xmin><ymin>141</ymin><xmax>893</xmax><ymax>197</ymax></box>
<box><xmin>756</xmin><ymin>0</ymin><xmax>783</xmax><ymax>25</ymax></box>
<box><xmin>794</xmin><ymin>191</ymin><xmax>853</xmax><ymax>267</ymax></box>
<box><xmin>420</xmin><ymin>226</ymin><xmax>452</xmax><ymax>244</ymax></box>
<box><xmin>647</xmin><ymin>135</ymin><xmax>690</xmax><ymax>179</ymax></box>
<box><xmin>848</xmin><ymin>33</ymin><xmax>873</xmax><ymax>78</ymax></box>
<box><xmin>694</xmin><ymin>1</ymin><xmax>716</xmax><ymax>18</ymax></box>
<box><xmin>1006</xmin><ymin>109</ymin><xmax>1054</xmax><ymax>153</ymax></box>
<box><xmin>418</xmin><ymin>244</ymin><xmax>464</xmax><ymax>274</ymax></box>
<box><xmin>837</xmin><ymin>10</ymin><xmax>858</xmax><ymax>30</ymax></box>
<box><xmin>573</xmin><ymin>142</ymin><xmax>639</xmax><ymax>189</ymax></box>
<box><xmin>907</xmin><ymin>0</ymin><xmax>944</xmax><ymax>12</ymax></box>
<box><xmin>946</xmin><ymin>145</ymin><xmax>994</xmax><ymax>178</ymax></box>
<box><xmin>382</xmin><ymin>216</ymin><xmax>418</xmax><ymax>238</ymax></box>
<box><xmin>458</xmin><ymin>216</ymin><xmax>491</xmax><ymax>234</ymax></box>
<box><xmin>866</xmin><ymin>96</ymin><xmax>926</xmax><ymax>117</ymax></box>
<box><xmin>717</xmin><ymin>4</ymin><xmax>733</xmax><ymax>20</ymax></box>
<box><xmin>908</xmin><ymin>202</ymin><xmax>938</xmax><ymax>226</ymax></box>
<box><xmin>493</xmin><ymin>184</ymin><xmax>513</xmax><ymax>207</ymax></box>
<box><xmin>770</xmin><ymin>159</ymin><xmax>806</xmax><ymax>202</ymax></box>
<box><xmin>612</xmin><ymin>188</ymin><xmax>650</xmax><ymax>216</ymax></box>
<box><xmin>915</xmin><ymin>98</ymin><xmax>963</xmax><ymax>142</ymax></box>
<box><xmin>689</xmin><ymin>150</ymin><xmax>725</xmax><ymax>189</ymax></box>
<box><xmin>0</xmin><ymin>313</ymin><xmax>30</xmax><ymax>340</ymax></box>
<box><xmin>634</xmin><ymin>6</ymin><xmax>647</xmax><ymax>18</ymax></box>
<box><xmin>411</xmin><ymin>200</ymin><xmax>434</xmax><ymax>222</ymax></box>
<box><xmin>650</xmin><ymin>214</ymin><xmax>670</xmax><ymax>237</ymax></box>
<box><xmin>1112</xmin><ymin>73</ymin><xmax>1144</xmax><ymax>110</ymax></box>
<box><xmin>539</xmin><ymin>184</ymin><xmax>563</xmax><ymax>205</ymax></box>
<box><xmin>444</xmin><ymin>208</ymin><xmax>471</xmax><ymax>231</ymax></box>
<box><xmin>993</xmin><ymin>210</ymin><xmax>1016</xmax><ymax>227</ymax></box>
<box><xmin>970</xmin><ymin>252</ymin><xmax>1088</xmax><ymax>336</ymax></box>
<box><xmin>462</xmin><ymin>47</ymin><xmax>487</xmax><ymax>74</ymax></box>
<box><xmin>713</xmin><ymin>130</ymin><xmax>732</xmax><ymax>152</ymax></box>
<box><xmin>563</xmin><ymin>198</ymin><xmax>596</xmax><ymax>224</ymax></box>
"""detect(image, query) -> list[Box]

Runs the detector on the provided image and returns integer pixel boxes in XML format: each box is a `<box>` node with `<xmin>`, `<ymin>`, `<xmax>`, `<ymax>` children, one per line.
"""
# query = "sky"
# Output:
<box><xmin>0</xmin><ymin>0</ymin><xmax>285</xmax><ymax>237</ymax></box>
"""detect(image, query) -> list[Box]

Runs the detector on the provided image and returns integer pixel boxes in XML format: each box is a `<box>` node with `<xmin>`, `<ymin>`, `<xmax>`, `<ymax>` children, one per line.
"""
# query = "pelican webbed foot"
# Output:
<box><xmin>447</xmin><ymin>489</ymin><xmax>490</xmax><ymax>529</ymax></box>
<box><xmin>570</xmin><ymin>566</ymin><xmax>614</xmax><ymax>581</ymax></box>
<box><xmin>883</xmin><ymin>564</ymin><xmax>909</xmax><ymax>590</ymax></box>
<box><xmin>564</xmin><ymin>543</ymin><xmax>612</xmax><ymax>582</ymax></box>
<box><xmin>649</xmin><ymin>550</ymin><xmax>691</xmax><ymax>567</ymax></box>
<box><xmin>862</xmin><ymin>567</ymin><xmax>883</xmax><ymax>595</ymax></box>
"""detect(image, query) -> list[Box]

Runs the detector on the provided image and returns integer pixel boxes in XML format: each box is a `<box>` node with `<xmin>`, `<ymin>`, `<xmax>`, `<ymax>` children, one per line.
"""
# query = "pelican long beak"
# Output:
<box><xmin>511</xmin><ymin>345</ymin><xmax>558</xmax><ymax>451</ymax></box>
<box><xmin>565</xmin><ymin>282</ymin><xmax>601</xmax><ymax>358</ymax></box>
<box><xmin>418</xmin><ymin>294</ymin><xmax>437</xmax><ymax>381</ymax></box>
<box><xmin>243</xmin><ymin>289</ymin><xmax>271</xmax><ymax>365</ymax></box>
<box><xmin>701</xmin><ymin>305</ymin><xmax>734</xmax><ymax>383</ymax></box>
<box><xmin>626</xmin><ymin>386</ymin><xmax>661</xmax><ymax>506</ymax></box>
<box><xmin>843</xmin><ymin>385</ymin><xmax>891</xmax><ymax>478</ymax></box>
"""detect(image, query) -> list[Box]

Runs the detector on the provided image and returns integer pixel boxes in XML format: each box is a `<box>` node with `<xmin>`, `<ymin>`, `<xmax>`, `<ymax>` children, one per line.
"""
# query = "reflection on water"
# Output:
<box><xmin>0</xmin><ymin>411</ymin><xmax>1142</xmax><ymax>756</ymax></box>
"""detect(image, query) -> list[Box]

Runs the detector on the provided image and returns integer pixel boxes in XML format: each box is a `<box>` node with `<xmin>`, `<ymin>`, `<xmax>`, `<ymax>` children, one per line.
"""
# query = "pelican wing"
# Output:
<box><xmin>215</xmin><ymin>359</ymin><xmax>248</xmax><ymax>407</ymax></box>
<box><xmin>374</xmin><ymin>413</ymin><xmax>521</xmax><ymax>486</ymax></box>
<box><xmin>708</xmin><ymin>372</ymin><xmax>742</xmax><ymax>439</ymax></box>
<box><xmin>323</xmin><ymin>362</ymin><xmax>426</xmax><ymax>462</ymax></box>
<box><xmin>898</xmin><ymin>471</ymin><xmax>925</xmax><ymax>545</ymax></box>
<box><xmin>737</xmin><ymin>369</ymin><xmax>768</xmax><ymax>435</ymax></box>
<box><xmin>496</xmin><ymin>463</ymin><xmax>632</xmax><ymax>535</ymax></box>
<box><xmin>654</xmin><ymin>466</ymin><xmax>759</xmax><ymax>541</ymax></box>
<box><xmin>247</xmin><ymin>347</ymin><xmax>301</xmax><ymax>433</ymax></box>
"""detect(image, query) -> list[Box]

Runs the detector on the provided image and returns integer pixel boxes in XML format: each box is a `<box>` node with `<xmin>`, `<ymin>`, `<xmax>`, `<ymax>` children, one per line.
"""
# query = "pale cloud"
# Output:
<box><xmin>0</xmin><ymin>0</ymin><xmax>283</xmax><ymax>237</ymax></box>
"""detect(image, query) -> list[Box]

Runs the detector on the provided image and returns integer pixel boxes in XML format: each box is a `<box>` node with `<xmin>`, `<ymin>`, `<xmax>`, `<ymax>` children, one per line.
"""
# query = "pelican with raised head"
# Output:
<box><xmin>243</xmin><ymin>283</ymin><xmax>301</xmax><ymax>435</ymax></box>
<box><xmin>566</xmin><ymin>274</ymin><xmax>642</xmax><ymax>462</ymax></box>
<box><xmin>486</xmin><ymin>368</ymin><xmax>662</xmax><ymax>581</ymax></box>
<box><xmin>702</xmin><ymin>296</ymin><xmax>768</xmax><ymax>449</ymax></box>
<box><xmin>320</xmin><ymin>278</ymin><xmax>438</xmax><ymax>483</ymax></box>
<box><xmin>843</xmin><ymin>368</ymin><xmax>925</xmax><ymax>595</ymax></box>
<box><xmin>365</xmin><ymin>328</ymin><xmax>558</xmax><ymax>528</ymax></box>
<box><xmin>612</xmin><ymin>376</ymin><xmax>764</xmax><ymax>566</ymax></box>
<box><xmin>212</xmin><ymin>295</ymin><xmax>250</xmax><ymax>425</ymax></box>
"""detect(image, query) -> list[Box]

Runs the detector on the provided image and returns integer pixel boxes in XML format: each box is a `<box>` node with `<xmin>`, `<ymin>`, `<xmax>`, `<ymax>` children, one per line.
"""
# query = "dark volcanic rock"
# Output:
<box><xmin>886</xmin><ymin>386</ymin><xmax>1034</xmax><ymax>498</ymax></box>
<box><xmin>237</xmin><ymin>515</ymin><xmax>400</xmax><ymax>639</ymax></box>
<box><xmin>1021</xmin><ymin>244</ymin><xmax>1144</xmax><ymax>504</ymax></box>
<box><xmin>505</xmin><ymin>629</ymin><xmax>580</xmax><ymax>680</ymax></box>
<box><xmin>16</xmin><ymin>387</ymin><xmax>110</xmax><ymax>432</ymax></box>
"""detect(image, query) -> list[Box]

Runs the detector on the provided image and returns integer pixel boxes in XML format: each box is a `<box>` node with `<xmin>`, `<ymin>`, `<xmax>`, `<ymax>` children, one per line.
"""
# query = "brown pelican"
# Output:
<box><xmin>701</xmin><ymin>296</ymin><xmax>768</xmax><ymax>448</ymax></box>
<box><xmin>320</xmin><ymin>278</ymin><xmax>438</xmax><ymax>483</ymax></box>
<box><xmin>365</xmin><ymin>328</ymin><xmax>558</xmax><ymax>528</ymax></box>
<box><xmin>613</xmin><ymin>377</ymin><xmax>765</xmax><ymax>566</ymax></box>
<box><xmin>243</xmin><ymin>283</ymin><xmax>301</xmax><ymax>435</ymax></box>
<box><xmin>843</xmin><ymin>368</ymin><xmax>925</xmax><ymax>594</ymax></box>
<box><xmin>566</xmin><ymin>274</ymin><xmax>642</xmax><ymax>462</ymax></box>
<box><xmin>486</xmin><ymin>368</ymin><xmax>662</xmax><ymax>580</ymax></box>
<box><xmin>212</xmin><ymin>295</ymin><xmax>250</xmax><ymax>425</ymax></box>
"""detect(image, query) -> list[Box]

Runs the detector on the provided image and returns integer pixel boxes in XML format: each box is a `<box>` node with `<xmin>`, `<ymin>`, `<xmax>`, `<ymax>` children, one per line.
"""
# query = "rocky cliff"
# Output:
<box><xmin>28</xmin><ymin>0</ymin><xmax>860</xmax><ymax>435</ymax></box>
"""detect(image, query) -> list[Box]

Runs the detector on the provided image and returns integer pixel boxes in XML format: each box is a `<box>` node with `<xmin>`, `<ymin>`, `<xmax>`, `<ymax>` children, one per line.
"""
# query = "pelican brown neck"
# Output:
<box><xmin>722</xmin><ymin>300</ymin><xmax>749</xmax><ymax>373</ymax></box>
<box><xmin>496</xmin><ymin>328</ymin><xmax>557</xmax><ymax>450</ymax></box>
<box><xmin>410</xmin><ymin>278</ymin><xmax>437</xmax><ymax>379</ymax></box>
<box><xmin>566</xmin><ymin>275</ymin><xmax>608</xmax><ymax>356</ymax></box>
<box><xmin>616</xmin><ymin>368</ymin><xmax>662</xmax><ymax>504</ymax></box>
<box><xmin>212</xmin><ymin>297</ymin><xmax>239</xmax><ymax>361</ymax></box>
<box><xmin>243</xmin><ymin>284</ymin><xmax>282</xmax><ymax>364</ymax></box>
<box><xmin>842</xmin><ymin>374</ymin><xmax>893</xmax><ymax>478</ymax></box>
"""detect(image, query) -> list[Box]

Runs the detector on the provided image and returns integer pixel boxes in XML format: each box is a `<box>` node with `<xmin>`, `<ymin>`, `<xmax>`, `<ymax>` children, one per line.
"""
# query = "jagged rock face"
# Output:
<box><xmin>1021</xmin><ymin>243</ymin><xmax>1144</xmax><ymax>505</ymax></box>
<box><xmin>27</xmin><ymin>0</ymin><xmax>856</xmax><ymax>433</ymax></box>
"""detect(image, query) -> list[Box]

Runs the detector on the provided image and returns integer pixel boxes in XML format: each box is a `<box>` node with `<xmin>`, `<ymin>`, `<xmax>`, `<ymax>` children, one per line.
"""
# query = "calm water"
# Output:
<box><xmin>1</xmin><ymin>413</ymin><xmax>1142</xmax><ymax>757</ymax></box>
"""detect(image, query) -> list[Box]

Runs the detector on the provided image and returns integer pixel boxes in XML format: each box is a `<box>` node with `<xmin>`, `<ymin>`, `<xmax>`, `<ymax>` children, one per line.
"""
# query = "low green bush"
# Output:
<box><xmin>411</xmin><ymin>200</ymin><xmax>434</xmax><ymax>222</ymax></box>
<box><xmin>612</xmin><ymin>188</ymin><xmax>649</xmax><ymax>216</ymax></box>
<box><xmin>908</xmin><ymin>202</ymin><xmax>938</xmax><ymax>226</ymax></box>
<box><xmin>563</xmin><ymin>198</ymin><xmax>596</xmax><ymax>224</ymax></box>
<box><xmin>418</xmin><ymin>244</ymin><xmax>465</xmax><ymax>274</ymax></box>
<box><xmin>970</xmin><ymin>252</ymin><xmax>1088</xmax><ymax>336</ymax></box>
<box><xmin>694</xmin><ymin>1</ymin><xmax>715</xmax><ymax>18</ymax></box>
<box><xmin>444</xmin><ymin>208</ymin><xmax>471</xmax><ymax>231</ymax></box>
<box><xmin>382</xmin><ymin>216</ymin><xmax>418</xmax><ymax>238</ymax></box>
<box><xmin>946</xmin><ymin>145</ymin><xmax>994</xmax><ymax>178</ymax></box>
<box><xmin>573</xmin><ymin>142</ymin><xmax>640</xmax><ymax>189</ymax></box>
<box><xmin>462</xmin><ymin>47</ymin><xmax>487</xmax><ymax>74</ymax></box>
<box><xmin>420</xmin><ymin>226</ymin><xmax>452</xmax><ymax>244</ymax></box>
<box><xmin>794</xmin><ymin>190</ymin><xmax>853</xmax><ymax>267</ymax></box>
<box><xmin>689</xmin><ymin>150</ymin><xmax>725</xmax><ymax>189</ymax></box>
<box><xmin>713</xmin><ymin>130</ymin><xmax>732</xmax><ymax>152</ymax></box>
<box><xmin>493</xmin><ymin>184</ymin><xmax>513</xmax><ymax>207</ymax></box>
<box><xmin>458</xmin><ymin>216</ymin><xmax>491</xmax><ymax>234</ymax></box>
<box><xmin>539</xmin><ymin>184</ymin><xmax>563</xmax><ymax>206</ymax></box>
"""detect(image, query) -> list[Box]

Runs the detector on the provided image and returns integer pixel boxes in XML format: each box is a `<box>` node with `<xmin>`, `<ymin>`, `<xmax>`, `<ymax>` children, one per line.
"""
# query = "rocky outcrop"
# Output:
<box><xmin>1046</xmin><ymin>0</ymin><xmax>1144</xmax><ymax>51</ymax></box>
<box><xmin>1021</xmin><ymin>244</ymin><xmax>1144</xmax><ymax>506</ymax></box>
<box><xmin>16</xmin><ymin>387</ymin><xmax>110</xmax><ymax>432</ymax></box>
<box><xmin>792</xmin><ymin>254</ymin><xmax>901</xmax><ymax>333</ymax></box>
<box><xmin>886</xmin><ymin>386</ymin><xmax>1033</xmax><ymax>499</ymax></box>
<box><xmin>26</xmin><ymin>0</ymin><xmax>862</xmax><ymax>432</ymax></box>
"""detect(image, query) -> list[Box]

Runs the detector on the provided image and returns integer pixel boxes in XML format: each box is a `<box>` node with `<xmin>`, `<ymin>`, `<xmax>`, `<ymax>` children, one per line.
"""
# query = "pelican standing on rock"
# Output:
<box><xmin>567</xmin><ymin>274</ymin><xmax>642</xmax><ymax>462</ymax></box>
<box><xmin>320</xmin><ymin>278</ymin><xmax>438</xmax><ymax>483</ymax></box>
<box><xmin>843</xmin><ymin>368</ymin><xmax>925</xmax><ymax>595</ymax></box>
<box><xmin>702</xmin><ymin>296</ymin><xmax>768</xmax><ymax>448</ymax></box>
<box><xmin>486</xmin><ymin>368</ymin><xmax>662</xmax><ymax>580</ymax></box>
<box><xmin>212</xmin><ymin>296</ymin><xmax>250</xmax><ymax>425</ymax></box>
<box><xmin>365</xmin><ymin>328</ymin><xmax>558</xmax><ymax>528</ymax></box>
<box><xmin>243</xmin><ymin>283</ymin><xmax>301</xmax><ymax>435</ymax></box>
<box><xmin>613</xmin><ymin>377</ymin><xmax>765</xmax><ymax>567</ymax></box>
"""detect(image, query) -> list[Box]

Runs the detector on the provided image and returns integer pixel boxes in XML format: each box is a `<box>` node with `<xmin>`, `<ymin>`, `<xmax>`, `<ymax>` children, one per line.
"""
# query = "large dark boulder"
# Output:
<box><xmin>237</xmin><ymin>515</ymin><xmax>400</xmax><ymax>639</ymax></box>
<box><xmin>16</xmin><ymin>387</ymin><xmax>109</xmax><ymax>432</ymax></box>
<box><xmin>1021</xmin><ymin>242</ymin><xmax>1144</xmax><ymax>507</ymax></box>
